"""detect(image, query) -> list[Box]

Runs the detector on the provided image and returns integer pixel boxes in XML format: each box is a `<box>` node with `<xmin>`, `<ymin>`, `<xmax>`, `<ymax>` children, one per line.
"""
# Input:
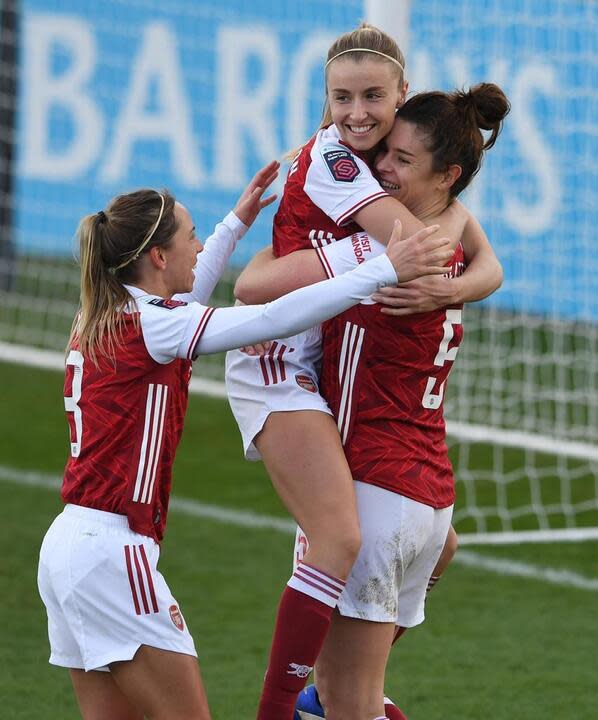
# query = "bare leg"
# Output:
<box><xmin>255</xmin><ymin>410</ymin><xmax>361</xmax><ymax>719</ymax></box>
<box><xmin>71</xmin><ymin>646</ymin><xmax>210</xmax><ymax>720</ymax></box>
<box><xmin>429</xmin><ymin>524</ymin><xmax>458</xmax><ymax>585</ymax></box>
<box><xmin>256</xmin><ymin>410</ymin><xmax>361</xmax><ymax>578</ymax></box>
<box><xmin>316</xmin><ymin>611</ymin><xmax>395</xmax><ymax>720</ymax></box>
<box><xmin>70</xmin><ymin>669</ymin><xmax>143</xmax><ymax>720</ymax></box>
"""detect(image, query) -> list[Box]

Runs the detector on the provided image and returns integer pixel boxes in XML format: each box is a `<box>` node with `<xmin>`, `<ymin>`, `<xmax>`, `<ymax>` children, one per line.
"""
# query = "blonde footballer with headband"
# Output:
<box><xmin>225</xmin><ymin>22</ymin><xmax>503</xmax><ymax>720</ymax></box>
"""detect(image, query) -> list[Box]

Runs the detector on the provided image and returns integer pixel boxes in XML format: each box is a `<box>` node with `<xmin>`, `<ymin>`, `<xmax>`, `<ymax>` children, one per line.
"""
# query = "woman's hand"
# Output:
<box><xmin>385</xmin><ymin>220</ymin><xmax>453</xmax><ymax>284</ymax></box>
<box><xmin>233</xmin><ymin>160</ymin><xmax>280</xmax><ymax>227</ymax></box>
<box><xmin>372</xmin><ymin>275</ymin><xmax>456</xmax><ymax>316</ymax></box>
<box><xmin>239</xmin><ymin>341</ymin><xmax>273</xmax><ymax>356</ymax></box>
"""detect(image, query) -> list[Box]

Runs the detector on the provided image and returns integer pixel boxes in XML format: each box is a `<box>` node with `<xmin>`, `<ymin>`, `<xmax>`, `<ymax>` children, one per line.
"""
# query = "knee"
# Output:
<box><xmin>307</xmin><ymin>522</ymin><xmax>361</xmax><ymax>577</ymax></box>
<box><xmin>342</xmin><ymin>525</ymin><xmax>362</xmax><ymax>563</ymax></box>
<box><xmin>333</xmin><ymin>524</ymin><xmax>361</xmax><ymax>575</ymax></box>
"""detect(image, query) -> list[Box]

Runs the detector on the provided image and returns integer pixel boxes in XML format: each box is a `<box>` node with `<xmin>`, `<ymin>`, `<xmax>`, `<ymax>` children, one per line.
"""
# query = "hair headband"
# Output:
<box><xmin>325</xmin><ymin>48</ymin><xmax>404</xmax><ymax>72</ymax></box>
<box><xmin>110</xmin><ymin>193</ymin><xmax>166</xmax><ymax>273</ymax></box>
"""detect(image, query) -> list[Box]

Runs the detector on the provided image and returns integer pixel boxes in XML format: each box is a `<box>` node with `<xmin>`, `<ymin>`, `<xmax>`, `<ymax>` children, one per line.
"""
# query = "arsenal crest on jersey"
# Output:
<box><xmin>169</xmin><ymin>604</ymin><xmax>185</xmax><ymax>631</ymax></box>
<box><xmin>295</xmin><ymin>373</ymin><xmax>318</xmax><ymax>393</ymax></box>
<box><xmin>322</xmin><ymin>148</ymin><xmax>361</xmax><ymax>183</ymax></box>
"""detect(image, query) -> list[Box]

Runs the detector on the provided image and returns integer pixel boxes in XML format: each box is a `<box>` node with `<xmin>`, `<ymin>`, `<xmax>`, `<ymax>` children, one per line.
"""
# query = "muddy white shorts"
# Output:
<box><xmin>294</xmin><ymin>481</ymin><xmax>453</xmax><ymax>627</ymax></box>
<box><xmin>225</xmin><ymin>326</ymin><xmax>331</xmax><ymax>460</ymax></box>
<box><xmin>37</xmin><ymin>504</ymin><xmax>197</xmax><ymax>672</ymax></box>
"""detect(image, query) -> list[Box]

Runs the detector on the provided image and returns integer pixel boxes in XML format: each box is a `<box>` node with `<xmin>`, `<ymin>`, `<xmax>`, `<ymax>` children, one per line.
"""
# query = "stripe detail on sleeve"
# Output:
<box><xmin>337</xmin><ymin>321</ymin><xmax>365</xmax><ymax>445</ymax></box>
<box><xmin>124</xmin><ymin>544</ymin><xmax>159</xmax><ymax>615</ymax></box>
<box><xmin>336</xmin><ymin>191</ymin><xmax>388</xmax><ymax>226</ymax></box>
<box><xmin>187</xmin><ymin>306</ymin><xmax>216</xmax><ymax>359</ymax></box>
<box><xmin>315</xmin><ymin>246</ymin><xmax>335</xmax><ymax>279</ymax></box>
<box><xmin>132</xmin><ymin>383</ymin><xmax>169</xmax><ymax>504</ymax></box>
<box><xmin>259</xmin><ymin>341</ymin><xmax>290</xmax><ymax>385</ymax></box>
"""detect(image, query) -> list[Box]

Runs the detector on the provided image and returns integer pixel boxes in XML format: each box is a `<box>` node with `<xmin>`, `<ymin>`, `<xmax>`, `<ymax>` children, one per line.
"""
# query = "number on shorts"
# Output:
<box><xmin>421</xmin><ymin>309</ymin><xmax>462</xmax><ymax>409</ymax></box>
<box><xmin>64</xmin><ymin>350</ymin><xmax>84</xmax><ymax>457</ymax></box>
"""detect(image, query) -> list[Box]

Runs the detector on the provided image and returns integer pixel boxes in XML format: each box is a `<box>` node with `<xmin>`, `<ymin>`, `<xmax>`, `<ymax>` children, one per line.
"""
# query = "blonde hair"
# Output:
<box><xmin>285</xmin><ymin>23</ymin><xmax>406</xmax><ymax>160</ymax></box>
<box><xmin>321</xmin><ymin>23</ymin><xmax>405</xmax><ymax>128</ymax></box>
<box><xmin>69</xmin><ymin>189</ymin><xmax>177</xmax><ymax>365</ymax></box>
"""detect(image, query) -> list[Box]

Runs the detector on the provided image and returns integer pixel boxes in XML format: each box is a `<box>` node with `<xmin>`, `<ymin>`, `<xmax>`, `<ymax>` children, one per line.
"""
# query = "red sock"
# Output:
<box><xmin>257</xmin><ymin>563</ymin><xmax>345</xmax><ymax>720</ymax></box>
<box><xmin>384</xmin><ymin>699</ymin><xmax>408</xmax><ymax>720</ymax></box>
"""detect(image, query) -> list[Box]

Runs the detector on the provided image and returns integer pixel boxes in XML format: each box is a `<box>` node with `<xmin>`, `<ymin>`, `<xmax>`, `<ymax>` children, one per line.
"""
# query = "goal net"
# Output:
<box><xmin>394</xmin><ymin>0</ymin><xmax>598</xmax><ymax>542</ymax></box>
<box><xmin>0</xmin><ymin>0</ymin><xmax>596</xmax><ymax>542</ymax></box>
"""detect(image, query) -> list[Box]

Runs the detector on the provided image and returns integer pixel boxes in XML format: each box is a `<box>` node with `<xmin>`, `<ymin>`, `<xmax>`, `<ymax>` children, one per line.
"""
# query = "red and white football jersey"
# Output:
<box><xmin>61</xmin><ymin>252</ymin><xmax>400</xmax><ymax>541</ymax></box>
<box><xmin>62</xmin><ymin>287</ymin><xmax>216</xmax><ymax>542</ymax></box>
<box><xmin>273</xmin><ymin>124</ymin><xmax>388</xmax><ymax>257</ymax></box>
<box><xmin>320</xmin><ymin>245</ymin><xmax>466</xmax><ymax>509</ymax></box>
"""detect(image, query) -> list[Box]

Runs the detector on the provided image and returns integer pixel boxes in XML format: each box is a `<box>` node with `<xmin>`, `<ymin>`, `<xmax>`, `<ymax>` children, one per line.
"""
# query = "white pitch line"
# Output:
<box><xmin>1</xmin><ymin>464</ymin><xmax>597</xmax><ymax>592</ymax></box>
<box><xmin>3</xmin><ymin>342</ymin><xmax>598</xmax><ymax>462</ymax></box>
<box><xmin>455</xmin><ymin>550</ymin><xmax>598</xmax><ymax>592</ymax></box>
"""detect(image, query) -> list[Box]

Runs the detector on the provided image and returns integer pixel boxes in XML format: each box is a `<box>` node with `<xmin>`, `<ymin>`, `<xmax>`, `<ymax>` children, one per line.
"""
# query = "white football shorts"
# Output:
<box><xmin>225</xmin><ymin>326</ymin><xmax>332</xmax><ymax>460</ymax></box>
<box><xmin>37</xmin><ymin>504</ymin><xmax>197</xmax><ymax>672</ymax></box>
<box><xmin>294</xmin><ymin>481</ymin><xmax>453</xmax><ymax>627</ymax></box>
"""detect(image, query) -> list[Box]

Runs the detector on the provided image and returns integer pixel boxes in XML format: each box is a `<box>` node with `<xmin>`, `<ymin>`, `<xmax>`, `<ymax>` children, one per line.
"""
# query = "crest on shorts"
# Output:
<box><xmin>169</xmin><ymin>604</ymin><xmax>185</xmax><ymax>631</ymax></box>
<box><xmin>322</xmin><ymin>148</ymin><xmax>360</xmax><ymax>183</ymax></box>
<box><xmin>295</xmin><ymin>373</ymin><xmax>318</xmax><ymax>393</ymax></box>
<box><xmin>148</xmin><ymin>298</ymin><xmax>188</xmax><ymax>310</ymax></box>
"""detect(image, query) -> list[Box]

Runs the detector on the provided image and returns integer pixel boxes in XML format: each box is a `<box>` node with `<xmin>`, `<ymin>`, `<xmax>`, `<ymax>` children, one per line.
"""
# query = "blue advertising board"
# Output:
<box><xmin>13</xmin><ymin>0</ymin><xmax>597</xmax><ymax>320</ymax></box>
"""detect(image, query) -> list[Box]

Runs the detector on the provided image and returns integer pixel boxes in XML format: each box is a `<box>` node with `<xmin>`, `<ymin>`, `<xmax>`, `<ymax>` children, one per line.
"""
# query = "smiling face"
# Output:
<box><xmin>374</xmin><ymin>118</ymin><xmax>448</xmax><ymax>212</ymax></box>
<box><xmin>326</xmin><ymin>57</ymin><xmax>404</xmax><ymax>152</ymax></box>
<box><xmin>162</xmin><ymin>202</ymin><xmax>202</xmax><ymax>295</ymax></box>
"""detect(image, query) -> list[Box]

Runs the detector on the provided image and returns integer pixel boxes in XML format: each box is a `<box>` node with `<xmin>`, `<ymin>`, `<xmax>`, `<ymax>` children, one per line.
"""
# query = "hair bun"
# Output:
<box><xmin>455</xmin><ymin>83</ymin><xmax>510</xmax><ymax>148</ymax></box>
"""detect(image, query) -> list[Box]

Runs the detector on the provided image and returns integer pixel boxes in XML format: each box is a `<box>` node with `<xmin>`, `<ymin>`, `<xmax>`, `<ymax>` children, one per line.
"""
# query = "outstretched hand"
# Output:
<box><xmin>234</xmin><ymin>160</ymin><xmax>280</xmax><ymax>227</ymax></box>
<box><xmin>385</xmin><ymin>220</ymin><xmax>452</xmax><ymax>284</ymax></box>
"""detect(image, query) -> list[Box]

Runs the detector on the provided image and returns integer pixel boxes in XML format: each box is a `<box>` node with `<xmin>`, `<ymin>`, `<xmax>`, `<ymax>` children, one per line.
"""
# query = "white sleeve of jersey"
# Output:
<box><xmin>137</xmin><ymin>298</ymin><xmax>217</xmax><ymax>364</ymax></box>
<box><xmin>315</xmin><ymin>232</ymin><xmax>387</xmax><ymax>278</ymax></box>
<box><xmin>174</xmin><ymin>212</ymin><xmax>248</xmax><ymax>305</ymax></box>
<box><xmin>304</xmin><ymin>134</ymin><xmax>388</xmax><ymax>227</ymax></box>
<box><xmin>194</xmin><ymin>253</ymin><xmax>397</xmax><ymax>356</ymax></box>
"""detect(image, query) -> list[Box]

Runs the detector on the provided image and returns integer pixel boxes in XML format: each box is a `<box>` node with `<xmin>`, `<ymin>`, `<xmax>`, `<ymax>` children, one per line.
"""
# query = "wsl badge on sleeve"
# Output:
<box><xmin>321</xmin><ymin>146</ymin><xmax>361</xmax><ymax>183</ymax></box>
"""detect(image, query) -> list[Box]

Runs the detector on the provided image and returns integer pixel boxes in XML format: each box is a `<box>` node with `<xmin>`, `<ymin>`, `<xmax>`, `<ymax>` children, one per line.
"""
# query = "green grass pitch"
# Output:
<box><xmin>1</xmin><ymin>360</ymin><xmax>596</xmax><ymax>719</ymax></box>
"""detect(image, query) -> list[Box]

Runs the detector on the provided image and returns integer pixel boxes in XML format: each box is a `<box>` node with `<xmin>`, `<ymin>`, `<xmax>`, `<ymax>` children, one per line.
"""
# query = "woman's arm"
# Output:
<box><xmin>235</xmin><ymin>246</ymin><xmax>328</xmax><ymax>304</ymax></box>
<box><xmin>236</xmin><ymin>209</ymin><xmax>502</xmax><ymax>310</ymax></box>
<box><xmin>458</xmin><ymin>213</ymin><xmax>503</xmax><ymax>300</ymax></box>
<box><xmin>197</xmin><ymin>223</ymin><xmax>451</xmax><ymax>355</ymax></box>
<box><xmin>176</xmin><ymin>161</ymin><xmax>279</xmax><ymax>304</ymax></box>
<box><xmin>372</xmin><ymin>212</ymin><xmax>503</xmax><ymax>315</ymax></box>
<box><xmin>353</xmin><ymin>193</ymin><xmax>468</xmax><ymax>246</ymax></box>
<box><xmin>235</xmin><ymin>193</ymin><xmax>470</xmax><ymax>305</ymax></box>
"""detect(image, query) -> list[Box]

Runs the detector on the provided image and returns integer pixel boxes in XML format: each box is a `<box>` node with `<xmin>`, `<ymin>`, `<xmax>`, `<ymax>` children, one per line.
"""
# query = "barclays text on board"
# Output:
<box><xmin>14</xmin><ymin>1</ymin><xmax>597</xmax><ymax>320</ymax></box>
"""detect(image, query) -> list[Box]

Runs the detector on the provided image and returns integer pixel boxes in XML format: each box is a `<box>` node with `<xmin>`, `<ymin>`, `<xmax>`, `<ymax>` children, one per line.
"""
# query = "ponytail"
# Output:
<box><xmin>453</xmin><ymin>82</ymin><xmax>510</xmax><ymax>151</ymax></box>
<box><xmin>68</xmin><ymin>189</ymin><xmax>177</xmax><ymax>365</ymax></box>
<box><xmin>69</xmin><ymin>212</ymin><xmax>131</xmax><ymax>365</ymax></box>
